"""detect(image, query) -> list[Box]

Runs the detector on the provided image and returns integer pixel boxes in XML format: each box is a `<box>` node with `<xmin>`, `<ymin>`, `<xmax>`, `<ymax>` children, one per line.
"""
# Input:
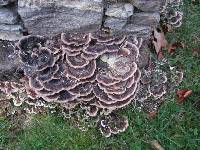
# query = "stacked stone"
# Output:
<box><xmin>18</xmin><ymin>0</ymin><xmax>104</xmax><ymax>37</ymax></box>
<box><xmin>0</xmin><ymin>0</ymin><xmax>166</xmax><ymax>84</ymax></box>
<box><xmin>0</xmin><ymin>0</ymin><xmax>23</xmax><ymax>41</ymax></box>
<box><xmin>17</xmin><ymin>0</ymin><xmax>163</xmax><ymax>38</ymax></box>
<box><xmin>104</xmin><ymin>0</ymin><xmax>161</xmax><ymax>36</ymax></box>
<box><xmin>0</xmin><ymin>0</ymin><xmax>166</xmax><ymax>41</ymax></box>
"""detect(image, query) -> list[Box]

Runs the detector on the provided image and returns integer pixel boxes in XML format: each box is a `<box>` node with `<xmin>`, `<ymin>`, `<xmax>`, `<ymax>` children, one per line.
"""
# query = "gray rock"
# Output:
<box><xmin>128</xmin><ymin>0</ymin><xmax>165</xmax><ymax>12</ymax></box>
<box><xmin>0</xmin><ymin>0</ymin><xmax>15</xmax><ymax>7</ymax></box>
<box><xmin>105</xmin><ymin>12</ymin><xmax>159</xmax><ymax>35</ymax></box>
<box><xmin>0</xmin><ymin>24</ymin><xmax>23</xmax><ymax>41</ymax></box>
<box><xmin>130</xmin><ymin>12</ymin><xmax>160</xmax><ymax>26</ymax></box>
<box><xmin>105</xmin><ymin>3</ymin><xmax>134</xmax><ymax>19</ymax></box>
<box><xmin>104</xmin><ymin>17</ymin><xmax>127</xmax><ymax>30</ymax></box>
<box><xmin>137</xmin><ymin>39</ymin><xmax>151</xmax><ymax>68</ymax></box>
<box><xmin>0</xmin><ymin>8</ymin><xmax>18</xmax><ymax>24</ymax></box>
<box><xmin>122</xmin><ymin>24</ymin><xmax>151</xmax><ymax>37</ymax></box>
<box><xmin>18</xmin><ymin>0</ymin><xmax>104</xmax><ymax>36</ymax></box>
<box><xmin>0</xmin><ymin>40</ymin><xmax>22</xmax><ymax>81</ymax></box>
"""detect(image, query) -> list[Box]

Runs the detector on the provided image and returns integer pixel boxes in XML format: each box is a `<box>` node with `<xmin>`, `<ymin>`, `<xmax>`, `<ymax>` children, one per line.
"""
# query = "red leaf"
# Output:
<box><xmin>167</xmin><ymin>42</ymin><xmax>185</xmax><ymax>54</ymax></box>
<box><xmin>176</xmin><ymin>89</ymin><xmax>192</xmax><ymax>103</ymax></box>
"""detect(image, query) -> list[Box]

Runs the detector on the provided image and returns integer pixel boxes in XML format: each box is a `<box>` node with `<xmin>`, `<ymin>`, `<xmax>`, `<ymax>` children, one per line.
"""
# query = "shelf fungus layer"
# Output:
<box><xmin>99</xmin><ymin>113</ymin><xmax>129</xmax><ymax>138</ymax></box>
<box><xmin>8</xmin><ymin>31</ymin><xmax>183</xmax><ymax>137</ymax></box>
<box><xmin>16</xmin><ymin>32</ymin><xmax>143</xmax><ymax>112</ymax></box>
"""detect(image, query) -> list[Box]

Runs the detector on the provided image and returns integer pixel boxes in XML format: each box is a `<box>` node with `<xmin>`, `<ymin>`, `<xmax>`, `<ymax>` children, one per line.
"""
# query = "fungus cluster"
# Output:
<box><xmin>0</xmin><ymin>81</ymin><xmax>26</xmax><ymax>106</ymax></box>
<box><xmin>0</xmin><ymin>78</ymin><xmax>55</xmax><ymax>114</ymax></box>
<box><xmin>135</xmin><ymin>60</ymin><xmax>183</xmax><ymax>113</ymax></box>
<box><xmin>99</xmin><ymin>113</ymin><xmax>128</xmax><ymax>137</ymax></box>
<box><xmin>16</xmin><ymin>32</ymin><xmax>143</xmax><ymax>115</ymax></box>
<box><xmin>0</xmin><ymin>31</ymin><xmax>184</xmax><ymax>137</ymax></box>
<box><xmin>167</xmin><ymin>11</ymin><xmax>183</xmax><ymax>27</ymax></box>
<box><xmin>137</xmin><ymin>69</ymin><xmax>167</xmax><ymax>101</ymax></box>
<box><xmin>169</xmin><ymin>0</ymin><xmax>183</xmax><ymax>6</ymax></box>
<box><xmin>161</xmin><ymin>0</ymin><xmax>183</xmax><ymax>28</ymax></box>
<box><xmin>0</xmin><ymin>81</ymin><xmax>18</xmax><ymax>94</ymax></box>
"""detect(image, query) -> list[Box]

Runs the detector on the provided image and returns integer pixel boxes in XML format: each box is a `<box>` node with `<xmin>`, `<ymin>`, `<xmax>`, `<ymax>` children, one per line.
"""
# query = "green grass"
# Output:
<box><xmin>1</xmin><ymin>1</ymin><xmax>200</xmax><ymax>149</ymax></box>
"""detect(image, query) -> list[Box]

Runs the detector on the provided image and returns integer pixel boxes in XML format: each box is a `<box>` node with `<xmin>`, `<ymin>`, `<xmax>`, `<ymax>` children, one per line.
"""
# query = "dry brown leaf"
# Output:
<box><xmin>192</xmin><ymin>0</ymin><xmax>199</xmax><ymax>5</ymax></box>
<box><xmin>192</xmin><ymin>48</ymin><xmax>200</xmax><ymax>56</ymax></box>
<box><xmin>167</xmin><ymin>42</ymin><xmax>185</xmax><ymax>54</ymax></box>
<box><xmin>150</xmin><ymin>140</ymin><xmax>165</xmax><ymax>150</ymax></box>
<box><xmin>148</xmin><ymin>111</ymin><xmax>157</xmax><ymax>119</ymax></box>
<box><xmin>161</xmin><ymin>24</ymin><xmax>173</xmax><ymax>34</ymax></box>
<box><xmin>177</xmin><ymin>89</ymin><xmax>192</xmax><ymax>103</ymax></box>
<box><xmin>153</xmin><ymin>27</ymin><xmax>168</xmax><ymax>59</ymax></box>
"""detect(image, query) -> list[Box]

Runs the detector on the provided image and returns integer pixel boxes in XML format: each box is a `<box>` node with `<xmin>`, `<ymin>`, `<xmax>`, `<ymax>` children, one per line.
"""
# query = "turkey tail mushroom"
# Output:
<box><xmin>93</xmin><ymin>45</ymin><xmax>141</xmax><ymax>110</ymax></box>
<box><xmin>17</xmin><ymin>32</ymin><xmax>143</xmax><ymax>113</ymax></box>
<box><xmin>61</xmin><ymin>33</ymin><xmax>91</xmax><ymax>46</ymax></box>
<box><xmin>168</xmin><ymin>11</ymin><xmax>183</xmax><ymax>28</ymax></box>
<box><xmin>99</xmin><ymin>114</ymin><xmax>128</xmax><ymax>137</ymax></box>
<box><xmin>17</xmin><ymin>35</ymin><xmax>47</xmax><ymax>67</ymax></box>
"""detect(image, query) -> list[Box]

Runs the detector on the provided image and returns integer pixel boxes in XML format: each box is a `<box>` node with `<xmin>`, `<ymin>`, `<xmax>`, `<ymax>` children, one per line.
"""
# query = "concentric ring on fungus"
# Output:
<box><xmin>99</xmin><ymin>114</ymin><xmax>129</xmax><ymax>137</ymax></box>
<box><xmin>66</xmin><ymin>54</ymin><xmax>90</xmax><ymax>68</ymax></box>
<box><xmin>61</xmin><ymin>33</ymin><xmax>91</xmax><ymax>46</ymax></box>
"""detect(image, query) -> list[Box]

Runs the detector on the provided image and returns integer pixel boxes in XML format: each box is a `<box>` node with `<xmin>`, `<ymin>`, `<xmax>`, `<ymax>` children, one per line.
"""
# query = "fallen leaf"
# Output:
<box><xmin>161</xmin><ymin>23</ymin><xmax>173</xmax><ymax>34</ymax></box>
<box><xmin>192</xmin><ymin>0</ymin><xmax>199</xmax><ymax>5</ymax></box>
<box><xmin>148</xmin><ymin>111</ymin><xmax>157</xmax><ymax>119</ymax></box>
<box><xmin>177</xmin><ymin>89</ymin><xmax>192</xmax><ymax>103</ymax></box>
<box><xmin>167</xmin><ymin>42</ymin><xmax>185</xmax><ymax>54</ymax></box>
<box><xmin>192</xmin><ymin>48</ymin><xmax>200</xmax><ymax>56</ymax></box>
<box><xmin>150</xmin><ymin>140</ymin><xmax>165</xmax><ymax>150</ymax></box>
<box><xmin>153</xmin><ymin>27</ymin><xmax>168</xmax><ymax>59</ymax></box>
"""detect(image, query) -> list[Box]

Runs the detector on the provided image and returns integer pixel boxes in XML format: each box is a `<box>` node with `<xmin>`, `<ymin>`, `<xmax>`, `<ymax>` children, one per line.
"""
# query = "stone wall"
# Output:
<box><xmin>0</xmin><ymin>0</ymin><xmax>22</xmax><ymax>41</ymax></box>
<box><xmin>0</xmin><ymin>0</ymin><xmax>165</xmax><ymax>41</ymax></box>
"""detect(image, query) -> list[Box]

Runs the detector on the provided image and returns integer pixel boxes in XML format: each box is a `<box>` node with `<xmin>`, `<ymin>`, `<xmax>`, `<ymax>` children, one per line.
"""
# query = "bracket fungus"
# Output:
<box><xmin>0</xmin><ymin>30</ymin><xmax>183</xmax><ymax>137</ymax></box>
<box><xmin>161</xmin><ymin>0</ymin><xmax>183</xmax><ymax>28</ymax></box>
<box><xmin>168</xmin><ymin>11</ymin><xmax>183</xmax><ymax>28</ymax></box>
<box><xmin>16</xmin><ymin>32</ymin><xmax>143</xmax><ymax>114</ymax></box>
<box><xmin>134</xmin><ymin>60</ymin><xmax>183</xmax><ymax>113</ymax></box>
<box><xmin>99</xmin><ymin>113</ymin><xmax>128</xmax><ymax>138</ymax></box>
<box><xmin>0</xmin><ymin>0</ymin><xmax>186</xmax><ymax>138</ymax></box>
